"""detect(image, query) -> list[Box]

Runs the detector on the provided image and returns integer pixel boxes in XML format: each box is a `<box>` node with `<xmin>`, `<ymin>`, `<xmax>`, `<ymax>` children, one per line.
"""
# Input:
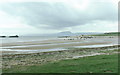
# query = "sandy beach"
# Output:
<box><xmin>1</xmin><ymin>35</ymin><xmax>119</xmax><ymax>73</ymax></box>
<box><xmin>1</xmin><ymin>36</ymin><xmax>118</xmax><ymax>55</ymax></box>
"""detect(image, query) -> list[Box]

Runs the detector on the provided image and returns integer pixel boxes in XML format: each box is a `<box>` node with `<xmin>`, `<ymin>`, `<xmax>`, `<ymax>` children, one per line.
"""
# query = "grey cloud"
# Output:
<box><xmin>0</xmin><ymin>1</ymin><xmax>117</xmax><ymax>29</ymax></box>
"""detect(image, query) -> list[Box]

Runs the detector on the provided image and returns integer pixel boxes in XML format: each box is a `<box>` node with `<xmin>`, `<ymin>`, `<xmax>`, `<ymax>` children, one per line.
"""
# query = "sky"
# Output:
<box><xmin>0</xmin><ymin>0</ymin><xmax>119</xmax><ymax>35</ymax></box>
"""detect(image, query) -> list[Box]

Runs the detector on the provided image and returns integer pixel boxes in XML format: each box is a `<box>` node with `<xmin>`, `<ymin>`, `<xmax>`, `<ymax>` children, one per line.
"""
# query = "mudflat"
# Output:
<box><xmin>1</xmin><ymin>36</ymin><xmax>118</xmax><ymax>55</ymax></box>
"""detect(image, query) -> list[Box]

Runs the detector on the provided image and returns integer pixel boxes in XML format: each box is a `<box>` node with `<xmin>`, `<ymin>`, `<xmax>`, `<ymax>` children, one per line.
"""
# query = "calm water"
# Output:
<box><xmin>0</xmin><ymin>36</ymin><xmax>58</xmax><ymax>44</ymax></box>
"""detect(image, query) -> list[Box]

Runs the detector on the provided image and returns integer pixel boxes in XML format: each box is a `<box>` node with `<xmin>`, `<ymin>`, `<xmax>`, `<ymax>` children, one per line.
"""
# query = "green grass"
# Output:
<box><xmin>92</xmin><ymin>32</ymin><xmax>120</xmax><ymax>36</ymax></box>
<box><xmin>3</xmin><ymin>54</ymin><xmax>118</xmax><ymax>73</ymax></box>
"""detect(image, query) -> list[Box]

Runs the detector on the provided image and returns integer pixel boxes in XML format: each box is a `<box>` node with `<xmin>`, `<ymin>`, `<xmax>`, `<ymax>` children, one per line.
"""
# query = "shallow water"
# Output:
<box><xmin>1</xmin><ymin>43</ymin><xmax>118</xmax><ymax>55</ymax></box>
<box><xmin>0</xmin><ymin>36</ymin><xmax>58</xmax><ymax>44</ymax></box>
<box><xmin>1</xmin><ymin>48</ymin><xmax>67</xmax><ymax>55</ymax></box>
<box><xmin>1</xmin><ymin>36</ymin><xmax>118</xmax><ymax>55</ymax></box>
<box><xmin>73</xmin><ymin>44</ymin><xmax>118</xmax><ymax>48</ymax></box>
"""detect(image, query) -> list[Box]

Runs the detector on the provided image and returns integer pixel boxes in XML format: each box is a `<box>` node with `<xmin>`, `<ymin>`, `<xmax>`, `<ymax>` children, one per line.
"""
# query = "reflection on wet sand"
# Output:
<box><xmin>1</xmin><ymin>36</ymin><xmax>118</xmax><ymax>55</ymax></box>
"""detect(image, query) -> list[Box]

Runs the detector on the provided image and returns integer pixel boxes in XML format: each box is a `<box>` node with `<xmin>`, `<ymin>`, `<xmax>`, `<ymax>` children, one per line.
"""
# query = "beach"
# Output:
<box><xmin>1</xmin><ymin>36</ymin><xmax>119</xmax><ymax>73</ymax></box>
<box><xmin>2</xmin><ymin>45</ymin><xmax>119</xmax><ymax>73</ymax></box>
<box><xmin>1</xmin><ymin>36</ymin><xmax>118</xmax><ymax>55</ymax></box>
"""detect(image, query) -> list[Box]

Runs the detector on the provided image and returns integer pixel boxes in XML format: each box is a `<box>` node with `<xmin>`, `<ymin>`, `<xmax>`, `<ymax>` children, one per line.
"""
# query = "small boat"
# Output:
<box><xmin>0</xmin><ymin>36</ymin><xmax>6</xmax><ymax>38</ymax></box>
<box><xmin>9</xmin><ymin>35</ymin><xmax>19</xmax><ymax>38</ymax></box>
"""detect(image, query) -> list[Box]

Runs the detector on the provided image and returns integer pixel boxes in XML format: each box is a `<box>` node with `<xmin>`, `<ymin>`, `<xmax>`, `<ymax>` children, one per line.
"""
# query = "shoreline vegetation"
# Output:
<box><xmin>91</xmin><ymin>32</ymin><xmax>120</xmax><ymax>36</ymax></box>
<box><xmin>3</xmin><ymin>45</ymin><xmax>119</xmax><ymax>73</ymax></box>
<box><xmin>4</xmin><ymin>54</ymin><xmax>118</xmax><ymax>73</ymax></box>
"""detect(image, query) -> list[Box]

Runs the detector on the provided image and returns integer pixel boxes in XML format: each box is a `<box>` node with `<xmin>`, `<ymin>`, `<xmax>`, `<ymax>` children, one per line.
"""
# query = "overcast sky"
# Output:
<box><xmin>0</xmin><ymin>0</ymin><xmax>119</xmax><ymax>35</ymax></box>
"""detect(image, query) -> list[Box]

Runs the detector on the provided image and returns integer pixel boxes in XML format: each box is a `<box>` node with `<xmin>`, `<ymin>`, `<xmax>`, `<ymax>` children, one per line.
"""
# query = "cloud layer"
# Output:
<box><xmin>0</xmin><ymin>0</ymin><xmax>118</xmax><ymax>35</ymax></box>
<box><xmin>0</xmin><ymin>1</ymin><xmax>118</xmax><ymax>30</ymax></box>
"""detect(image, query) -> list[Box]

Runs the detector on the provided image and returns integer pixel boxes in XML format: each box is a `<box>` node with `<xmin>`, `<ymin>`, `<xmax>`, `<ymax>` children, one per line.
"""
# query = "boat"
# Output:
<box><xmin>9</xmin><ymin>35</ymin><xmax>19</xmax><ymax>38</ymax></box>
<box><xmin>0</xmin><ymin>36</ymin><xmax>6</xmax><ymax>38</ymax></box>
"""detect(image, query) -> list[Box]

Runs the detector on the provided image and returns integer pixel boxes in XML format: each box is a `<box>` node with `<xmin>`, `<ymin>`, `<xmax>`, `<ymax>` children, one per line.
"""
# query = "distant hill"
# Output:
<box><xmin>57</xmin><ymin>31</ymin><xmax>73</xmax><ymax>36</ymax></box>
<box><xmin>23</xmin><ymin>31</ymin><xmax>103</xmax><ymax>36</ymax></box>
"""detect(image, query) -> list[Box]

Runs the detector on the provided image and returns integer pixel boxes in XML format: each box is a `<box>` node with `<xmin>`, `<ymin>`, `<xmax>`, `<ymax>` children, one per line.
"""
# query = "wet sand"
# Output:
<box><xmin>1</xmin><ymin>36</ymin><xmax>118</xmax><ymax>55</ymax></box>
<box><xmin>1</xmin><ymin>36</ymin><xmax>119</xmax><ymax>69</ymax></box>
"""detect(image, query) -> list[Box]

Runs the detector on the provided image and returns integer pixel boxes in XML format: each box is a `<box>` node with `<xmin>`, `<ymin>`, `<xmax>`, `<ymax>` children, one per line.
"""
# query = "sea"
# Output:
<box><xmin>0</xmin><ymin>36</ymin><xmax>58</xmax><ymax>44</ymax></box>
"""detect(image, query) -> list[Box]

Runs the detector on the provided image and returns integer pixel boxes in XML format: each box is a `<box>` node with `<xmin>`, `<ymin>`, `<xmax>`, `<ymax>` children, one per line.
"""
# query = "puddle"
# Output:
<box><xmin>73</xmin><ymin>44</ymin><xmax>118</xmax><ymax>48</ymax></box>
<box><xmin>72</xmin><ymin>53</ymin><xmax>106</xmax><ymax>58</ymax></box>
<box><xmin>1</xmin><ymin>48</ymin><xmax>67</xmax><ymax>55</ymax></box>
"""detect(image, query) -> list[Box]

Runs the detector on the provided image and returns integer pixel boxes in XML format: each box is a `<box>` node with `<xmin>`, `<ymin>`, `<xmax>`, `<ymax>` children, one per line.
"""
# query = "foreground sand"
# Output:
<box><xmin>2</xmin><ymin>45</ymin><xmax>119</xmax><ymax>69</ymax></box>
